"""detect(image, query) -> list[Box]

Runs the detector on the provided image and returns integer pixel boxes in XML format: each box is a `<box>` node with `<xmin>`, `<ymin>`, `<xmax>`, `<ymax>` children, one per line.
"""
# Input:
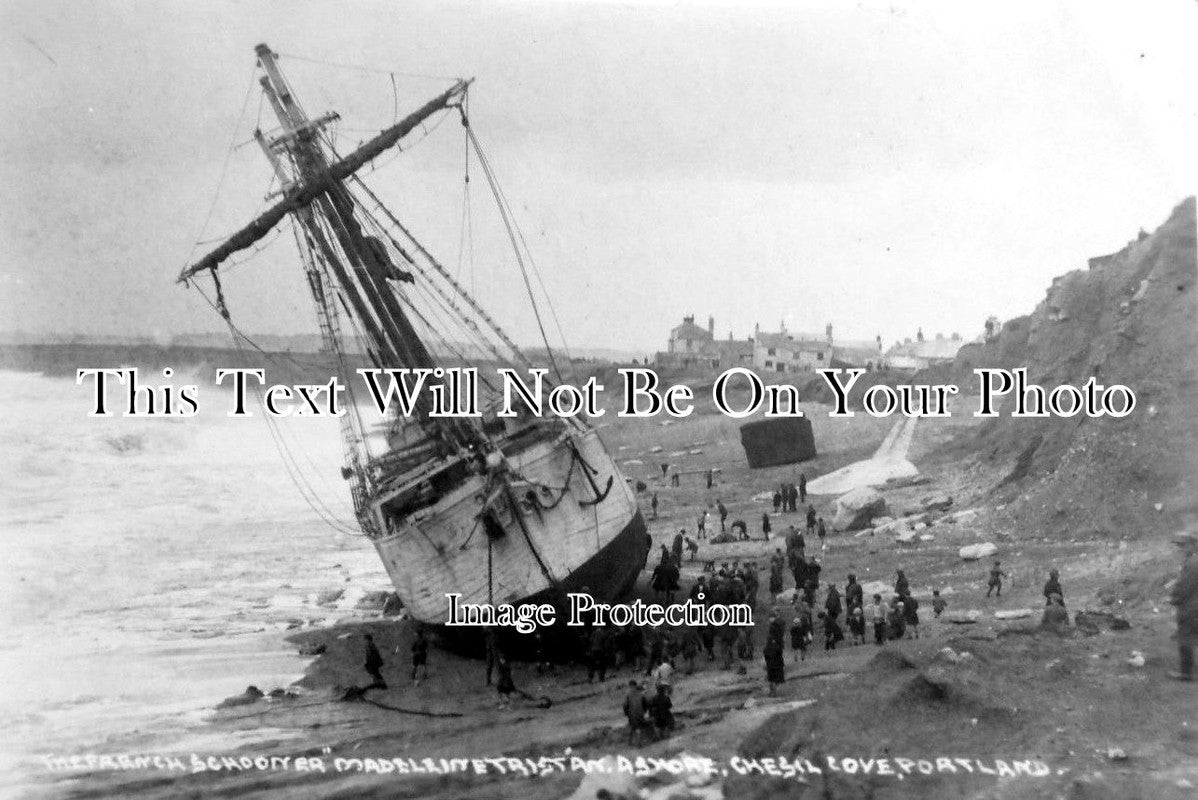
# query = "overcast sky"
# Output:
<box><xmin>1</xmin><ymin>0</ymin><xmax>1194</xmax><ymax>354</ymax></box>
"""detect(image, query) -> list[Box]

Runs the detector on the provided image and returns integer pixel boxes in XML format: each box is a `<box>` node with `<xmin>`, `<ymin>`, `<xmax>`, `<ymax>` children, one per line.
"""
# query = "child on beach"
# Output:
<box><xmin>932</xmin><ymin>590</ymin><xmax>947</xmax><ymax>618</ymax></box>
<box><xmin>789</xmin><ymin>612</ymin><xmax>811</xmax><ymax>662</ymax></box>
<box><xmin>847</xmin><ymin>607</ymin><xmax>866</xmax><ymax>645</ymax></box>
<box><xmin>818</xmin><ymin>611</ymin><xmax>843</xmax><ymax>651</ymax></box>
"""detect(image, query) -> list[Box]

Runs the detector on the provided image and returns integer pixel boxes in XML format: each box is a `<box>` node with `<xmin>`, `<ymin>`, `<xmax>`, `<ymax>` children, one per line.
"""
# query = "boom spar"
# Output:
<box><xmin>178</xmin><ymin>53</ymin><xmax>471</xmax><ymax>284</ymax></box>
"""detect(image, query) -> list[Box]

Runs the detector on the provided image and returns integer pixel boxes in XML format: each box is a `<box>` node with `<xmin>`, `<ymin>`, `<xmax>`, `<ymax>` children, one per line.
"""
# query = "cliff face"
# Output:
<box><xmin>951</xmin><ymin>197</ymin><xmax>1197</xmax><ymax>537</ymax></box>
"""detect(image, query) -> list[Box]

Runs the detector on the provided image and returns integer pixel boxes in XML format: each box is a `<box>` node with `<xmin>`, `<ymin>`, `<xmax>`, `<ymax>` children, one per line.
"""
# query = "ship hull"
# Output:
<box><xmin>369</xmin><ymin>427</ymin><xmax>650</xmax><ymax>626</ymax></box>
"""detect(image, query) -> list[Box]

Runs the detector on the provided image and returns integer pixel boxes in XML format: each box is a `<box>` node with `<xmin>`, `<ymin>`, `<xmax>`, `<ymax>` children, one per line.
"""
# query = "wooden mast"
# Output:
<box><xmin>178</xmin><ymin>44</ymin><xmax>471</xmax><ymax>281</ymax></box>
<box><xmin>188</xmin><ymin>43</ymin><xmax>478</xmax><ymax>446</ymax></box>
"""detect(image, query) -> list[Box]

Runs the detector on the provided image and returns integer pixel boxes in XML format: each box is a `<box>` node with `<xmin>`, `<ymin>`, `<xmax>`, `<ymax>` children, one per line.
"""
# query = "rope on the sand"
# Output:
<box><xmin>362</xmin><ymin>698</ymin><xmax>465</xmax><ymax>717</ymax></box>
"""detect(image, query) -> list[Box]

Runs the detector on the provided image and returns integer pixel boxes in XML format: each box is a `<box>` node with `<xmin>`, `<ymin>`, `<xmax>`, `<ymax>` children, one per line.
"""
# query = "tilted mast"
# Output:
<box><xmin>181</xmin><ymin>44</ymin><xmax>478</xmax><ymax>449</ymax></box>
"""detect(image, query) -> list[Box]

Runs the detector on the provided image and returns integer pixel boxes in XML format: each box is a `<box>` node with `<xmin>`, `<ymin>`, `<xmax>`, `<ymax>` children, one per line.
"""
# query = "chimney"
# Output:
<box><xmin>825</xmin><ymin>323</ymin><xmax>833</xmax><ymax>343</ymax></box>
<box><xmin>876</xmin><ymin>334</ymin><xmax>882</xmax><ymax>351</ymax></box>
<box><xmin>754</xmin><ymin>322</ymin><xmax>760</xmax><ymax>337</ymax></box>
<box><xmin>707</xmin><ymin>315</ymin><xmax>714</xmax><ymax>337</ymax></box>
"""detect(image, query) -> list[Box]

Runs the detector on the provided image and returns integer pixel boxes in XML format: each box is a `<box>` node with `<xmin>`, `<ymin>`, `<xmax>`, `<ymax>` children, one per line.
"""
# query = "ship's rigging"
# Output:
<box><xmin>180</xmin><ymin>44</ymin><xmax>584</xmax><ymax>535</ymax></box>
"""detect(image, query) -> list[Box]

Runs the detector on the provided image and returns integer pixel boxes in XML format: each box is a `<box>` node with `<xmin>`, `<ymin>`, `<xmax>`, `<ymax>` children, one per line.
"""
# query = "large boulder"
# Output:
<box><xmin>994</xmin><ymin>608</ymin><xmax>1034</xmax><ymax>621</ymax></box>
<box><xmin>315</xmin><ymin>588</ymin><xmax>345</xmax><ymax>606</ymax></box>
<box><xmin>832</xmin><ymin>487</ymin><xmax>888</xmax><ymax>531</ymax></box>
<box><xmin>861</xmin><ymin>580</ymin><xmax>891</xmax><ymax>599</ymax></box>
<box><xmin>959</xmin><ymin>542</ymin><xmax>998</xmax><ymax>561</ymax></box>
<box><xmin>921</xmin><ymin>494</ymin><xmax>954</xmax><ymax>513</ymax></box>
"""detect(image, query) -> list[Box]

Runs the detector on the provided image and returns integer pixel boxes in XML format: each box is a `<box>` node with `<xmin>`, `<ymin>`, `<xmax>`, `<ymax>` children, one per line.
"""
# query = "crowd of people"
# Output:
<box><xmin>346</xmin><ymin>464</ymin><xmax>1120</xmax><ymax>749</ymax></box>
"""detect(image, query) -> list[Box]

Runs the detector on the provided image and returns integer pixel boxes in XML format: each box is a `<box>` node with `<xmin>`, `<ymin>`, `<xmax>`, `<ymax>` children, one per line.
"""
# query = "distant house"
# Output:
<box><xmin>751</xmin><ymin>322</ymin><xmax>832</xmax><ymax>373</ymax></box>
<box><xmin>885</xmin><ymin>329</ymin><xmax>965</xmax><ymax>371</ymax></box>
<box><xmin>655</xmin><ymin>315</ymin><xmax>754</xmax><ymax>371</ymax></box>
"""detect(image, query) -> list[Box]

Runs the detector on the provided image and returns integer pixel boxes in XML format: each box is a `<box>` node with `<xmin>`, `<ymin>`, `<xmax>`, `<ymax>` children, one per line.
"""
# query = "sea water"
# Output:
<box><xmin>0</xmin><ymin>369</ymin><xmax>390</xmax><ymax>792</ymax></box>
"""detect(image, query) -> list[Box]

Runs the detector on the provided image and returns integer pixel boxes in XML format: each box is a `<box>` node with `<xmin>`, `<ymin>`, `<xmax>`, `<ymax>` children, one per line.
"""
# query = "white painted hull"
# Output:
<box><xmin>370</xmin><ymin>428</ymin><xmax>647</xmax><ymax>625</ymax></box>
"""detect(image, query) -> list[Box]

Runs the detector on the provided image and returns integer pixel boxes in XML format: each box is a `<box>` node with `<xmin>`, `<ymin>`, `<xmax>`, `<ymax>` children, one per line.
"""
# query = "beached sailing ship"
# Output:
<box><xmin>178</xmin><ymin>44</ymin><xmax>649</xmax><ymax>627</ymax></box>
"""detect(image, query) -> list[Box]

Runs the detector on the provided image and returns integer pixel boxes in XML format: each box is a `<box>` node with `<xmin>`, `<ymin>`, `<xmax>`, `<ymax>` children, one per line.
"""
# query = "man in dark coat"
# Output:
<box><xmin>744</xmin><ymin>563</ymin><xmax>760</xmax><ymax>608</ymax></box>
<box><xmin>894</xmin><ymin>569</ymin><xmax>910</xmax><ymax>598</ymax></box>
<box><xmin>1169</xmin><ymin>532</ymin><xmax>1198</xmax><ymax>681</ymax></box>
<box><xmin>587</xmin><ymin>624</ymin><xmax>609</xmax><ymax>683</ymax></box>
<box><xmin>647</xmin><ymin>683</ymin><xmax>675</xmax><ymax>738</ymax></box>
<box><xmin>623</xmin><ymin>680</ymin><xmax>647</xmax><ymax>745</ymax></box>
<box><xmin>672</xmin><ymin>530</ymin><xmax>685</xmax><ymax>566</ymax></box>
<box><xmin>798</xmin><ymin>472</ymin><xmax>808</xmax><ymax>504</ymax></box>
<box><xmin>845</xmin><ymin>574</ymin><xmax>864</xmax><ymax>613</ymax></box>
<box><xmin>824</xmin><ymin>585</ymin><xmax>842</xmax><ymax>622</ymax></box>
<box><xmin>363</xmin><ymin>633</ymin><xmax>387</xmax><ymax>690</ymax></box>
<box><xmin>805</xmin><ymin>505</ymin><xmax>817</xmax><ymax>535</ymax></box>
<box><xmin>1043</xmin><ymin>569</ymin><xmax>1064</xmax><ymax>607</ymax></box>
<box><xmin>763</xmin><ymin>615</ymin><xmax>786</xmax><ymax>695</ymax></box>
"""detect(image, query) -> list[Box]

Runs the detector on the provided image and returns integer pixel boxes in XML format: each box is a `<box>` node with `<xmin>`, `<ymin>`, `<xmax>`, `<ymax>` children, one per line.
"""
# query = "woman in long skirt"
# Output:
<box><xmin>763</xmin><ymin>638</ymin><xmax>786</xmax><ymax>695</ymax></box>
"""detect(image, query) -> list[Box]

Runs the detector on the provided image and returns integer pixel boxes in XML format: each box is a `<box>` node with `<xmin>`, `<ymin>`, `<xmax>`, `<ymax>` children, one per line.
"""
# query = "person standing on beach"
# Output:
<box><xmin>790</xmin><ymin>611</ymin><xmax>811</xmax><ymax>662</ymax></box>
<box><xmin>651</xmin><ymin>492</ymin><xmax>659</xmax><ymax>519</ymax></box>
<box><xmin>744</xmin><ymin>563</ymin><xmax>760</xmax><ymax>608</ymax></box>
<box><xmin>495</xmin><ymin>656</ymin><xmax>516</xmax><ymax>708</ymax></box>
<box><xmin>697</xmin><ymin>510</ymin><xmax>707</xmax><ymax>540</ymax></box>
<box><xmin>623</xmin><ymin>680</ymin><xmax>647</xmax><ymax>745</ymax></box>
<box><xmin>363</xmin><ymin>633</ymin><xmax>387</xmax><ymax>690</ymax></box>
<box><xmin>770</xmin><ymin>560</ymin><xmax>787</xmax><ymax>602</ymax></box>
<box><xmin>866</xmin><ymin>595</ymin><xmax>886</xmax><ymax>645</ymax></box>
<box><xmin>817</xmin><ymin>517</ymin><xmax>827</xmax><ymax>548</ymax></box>
<box><xmin>772</xmin><ymin>490</ymin><xmax>783</xmax><ymax>513</ymax></box>
<box><xmin>845</xmin><ymin>574</ymin><xmax>863</xmax><ymax>615</ymax></box>
<box><xmin>902</xmin><ymin>593</ymin><xmax>920</xmax><ymax>639</ymax></box>
<box><xmin>819</xmin><ymin>611</ymin><xmax>843</xmax><ymax>651</ymax></box>
<box><xmin>652</xmin><ymin>656</ymin><xmax>675</xmax><ymax>696</ymax></box>
<box><xmin>824</xmin><ymin>584</ymin><xmax>842</xmax><ymax>623</ymax></box>
<box><xmin>410</xmin><ymin>627</ymin><xmax>428</xmax><ymax>684</ymax></box>
<box><xmin>805</xmin><ymin>504</ymin><xmax>817</xmax><ymax>536</ymax></box>
<box><xmin>798</xmin><ymin>472</ymin><xmax>807</xmax><ymax>504</ymax></box>
<box><xmin>1043</xmin><ymin>569</ymin><xmax>1064</xmax><ymax>607</ymax></box>
<box><xmin>672</xmin><ymin>530</ymin><xmax>685</xmax><ymax>566</ymax></box>
<box><xmin>888</xmin><ymin>600</ymin><xmax>907</xmax><ymax>640</ymax></box>
<box><xmin>761</xmin><ymin>512</ymin><xmax>772</xmax><ymax>539</ymax></box>
<box><xmin>1168</xmin><ymin>532</ymin><xmax>1198</xmax><ymax>681</ymax></box>
<box><xmin>648</xmin><ymin>683</ymin><xmax>675</xmax><ymax>738</ymax></box>
<box><xmin>706</xmin><ymin>469</ymin><xmax>714</xmax><ymax>489</ymax></box>
<box><xmin>763</xmin><ymin>614</ymin><xmax>786</xmax><ymax>695</ymax></box>
<box><xmin>932</xmin><ymin>590</ymin><xmax>947</xmax><ymax>619</ymax></box>
<box><xmin>717</xmin><ymin>500</ymin><xmax>728</xmax><ymax>533</ymax></box>
<box><xmin>894</xmin><ymin>569</ymin><xmax>910</xmax><ymax>598</ymax></box>
<box><xmin>987</xmin><ymin>561</ymin><xmax>1007</xmax><ymax>597</ymax></box>
<box><xmin>587</xmin><ymin>624</ymin><xmax>609</xmax><ymax>683</ymax></box>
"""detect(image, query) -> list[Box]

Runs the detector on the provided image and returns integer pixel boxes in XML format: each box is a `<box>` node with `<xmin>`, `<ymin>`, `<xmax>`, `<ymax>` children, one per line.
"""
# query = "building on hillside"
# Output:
<box><xmin>751</xmin><ymin>322</ymin><xmax>832</xmax><ymax>373</ymax></box>
<box><xmin>654</xmin><ymin>315</ymin><xmax>754</xmax><ymax>371</ymax></box>
<box><xmin>884</xmin><ymin>329</ymin><xmax>965</xmax><ymax>370</ymax></box>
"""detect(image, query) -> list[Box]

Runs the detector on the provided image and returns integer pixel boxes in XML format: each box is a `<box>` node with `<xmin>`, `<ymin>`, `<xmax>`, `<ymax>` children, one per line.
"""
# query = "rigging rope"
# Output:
<box><xmin>463</xmin><ymin>117</ymin><xmax>566</xmax><ymax>383</ymax></box>
<box><xmin>276</xmin><ymin>51</ymin><xmax>460</xmax><ymax>82</ymax></box>
<box><xmin>188</xmin><ymin>279</ymin><xmax>366</xmax><ymax>536</ymax></box>
<box><xmin>177</xmin><ymin>66</ymin><xmax>258</xmax><ymax>277</ymax></box>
